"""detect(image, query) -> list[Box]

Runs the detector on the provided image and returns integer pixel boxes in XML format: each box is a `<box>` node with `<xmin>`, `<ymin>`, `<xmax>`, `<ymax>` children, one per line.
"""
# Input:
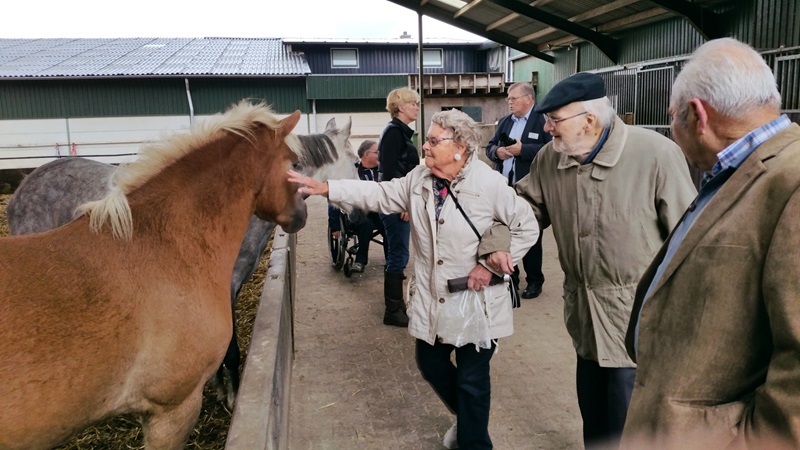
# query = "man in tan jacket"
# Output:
<box><xmin>622</xmin><ymin>38</ymin><xmax>800</xmax><ymax>449</ymax></box>
<box><xmin>481</xmin><ymin>72</ymin><xmax>696</xmax><ymax>449</ymax></box>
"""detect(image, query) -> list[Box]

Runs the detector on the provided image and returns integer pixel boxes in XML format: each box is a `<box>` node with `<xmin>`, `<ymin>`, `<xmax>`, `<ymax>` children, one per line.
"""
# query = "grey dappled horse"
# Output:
<box><xmin>6</xmin><ymin>117</ymin><xmax>355</xmax><ymax>409</ymax></box>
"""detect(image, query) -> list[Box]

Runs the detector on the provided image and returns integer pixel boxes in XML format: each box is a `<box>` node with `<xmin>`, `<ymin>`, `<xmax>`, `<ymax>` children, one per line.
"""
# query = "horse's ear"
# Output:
<box><xmin>341</xmin><ymin>117</ymin><xmax>352</xmax><ymax>139</ymax></box>
<box><xmin>324</xmin><ymin>117</ymin><xmax>337</xmax><ymax>132</ymax></box>
<box><xmin>279</xmin><ymin>110</ymin><xmax>302</xmax><ymax>137</ymax></box>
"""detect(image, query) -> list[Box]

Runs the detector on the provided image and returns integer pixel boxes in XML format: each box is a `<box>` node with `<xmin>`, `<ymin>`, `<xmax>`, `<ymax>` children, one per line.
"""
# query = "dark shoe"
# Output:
<box><xmin>351</xmin><ymin>262</ymin><xmax>365</xmax><ymax>273</ymax></box>
<box><xmin>383</xmin><ymin>309</ymin><xmax>409</xmax><ymax>327</ymax></box>
<box><xmin>522</xmin><ymin>284</ymin><xmax>542</xmax><ymax>299</ymax></box>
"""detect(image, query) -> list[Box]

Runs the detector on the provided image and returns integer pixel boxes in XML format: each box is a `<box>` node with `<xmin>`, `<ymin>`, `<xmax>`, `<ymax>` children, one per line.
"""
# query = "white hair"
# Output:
<box><xmin>430</xmin><ymin>109</ymin><xmax>482</xmax><ymax>156</ymax></box>
<box><xmin>671</xmin><ymin>38</ymin><xmax>780</xmax><ymax>122</ymax></box>
<box><xmin>581</xmin><ymin>97</ymin><xmax>617</xmax><ymax>128</ymax></box>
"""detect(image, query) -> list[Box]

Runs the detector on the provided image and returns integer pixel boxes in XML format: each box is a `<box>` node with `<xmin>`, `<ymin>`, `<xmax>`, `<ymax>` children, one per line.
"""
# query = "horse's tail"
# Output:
<box><xmin>75</xmin><ymin>186</ymin><xmax>134</xmax><ymax>241</ymax></box>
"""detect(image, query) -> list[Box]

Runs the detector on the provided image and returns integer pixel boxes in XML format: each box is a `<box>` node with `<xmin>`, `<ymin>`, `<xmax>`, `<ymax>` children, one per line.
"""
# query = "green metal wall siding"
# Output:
<box><xmin>306</xmin><ymin>75</ymin><xmax>408</xmax><ymax>100</ymax></box>
<box><xmin>734</xmin><ymin>0</ymin><xmax>800</xmax><ymax>49</ymax></box>
<box><xmin>188</xmin><ymin>78</ymin><xmax>308</xmax><ymax>114</ymax></box>
<box><xmin>0</xmin><ymin>77</ymin><xmax>308</xmax><ymax>119</ymax></box>
<box><xmin>512</xmin><ymin>56</ymin><xmax>555</xmax><ymax>103</ymax></box>
<box><xmin>314</xmin><ymin>99</ymin><xmax>386</xmax><ymax>114</ymax></box>
<box><xmin>0</xmin><ymin>79</ymin><xmax>187</xmax><ymax>119</ymax></box>
<box><xmin>578</xmin><ymin>18</ymin><xmax>705</xmax><ymax>71</ymax></box>
<box><xmin>559</xmin><ymin>0</ymin><xmax>797</xmax><ymax>77</ymax></box>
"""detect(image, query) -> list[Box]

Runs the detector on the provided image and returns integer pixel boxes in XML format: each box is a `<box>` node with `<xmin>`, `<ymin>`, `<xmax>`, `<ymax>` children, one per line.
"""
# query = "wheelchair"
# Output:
<box><xmin>327</xmin><ymin>207</ymin><xmax>384</xmax><ymax>277</ymax></box>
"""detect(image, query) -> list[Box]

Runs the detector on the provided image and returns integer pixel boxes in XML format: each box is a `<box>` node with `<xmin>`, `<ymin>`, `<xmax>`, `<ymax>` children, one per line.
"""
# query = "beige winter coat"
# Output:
<box><xmin>328</xmin><ymin>154</ymin><xmax>538</xmax><ymax>345</ymax></box>
<box><xmin>480</xmin><ymin>117</ymin><xmax>696</xmax><ymax>367</ymax></box>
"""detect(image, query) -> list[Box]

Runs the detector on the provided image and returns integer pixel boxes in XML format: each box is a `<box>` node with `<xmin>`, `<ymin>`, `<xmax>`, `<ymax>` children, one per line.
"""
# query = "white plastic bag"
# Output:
<box><xmin>436</xmin><ymin>289</ymin><xmax>492</xmax><ymax>350</ymax></box>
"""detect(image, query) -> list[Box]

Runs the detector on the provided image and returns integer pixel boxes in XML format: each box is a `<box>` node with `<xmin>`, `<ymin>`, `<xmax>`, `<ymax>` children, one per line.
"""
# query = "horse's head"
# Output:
<box><xmin>301</xmin><ymin>117</ymin><xmax>359</xmax><ymax>183</ymax></box>
<box><xmin>256</xmin><ymin>110</ymin><xmax>307</xmax><ymax>233</ymax></box>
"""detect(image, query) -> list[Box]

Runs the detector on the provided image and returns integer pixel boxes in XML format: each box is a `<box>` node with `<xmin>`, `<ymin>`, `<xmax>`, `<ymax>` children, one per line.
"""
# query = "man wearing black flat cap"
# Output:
<box><xmin>486</xmin><ymin>82</ymin><xmax>551</xmax><ymax>300</ymax></box>
<box><xmin>479</xmin><ymin>72</ymin><xmax>697</xmax><ymax>449</ymax></box>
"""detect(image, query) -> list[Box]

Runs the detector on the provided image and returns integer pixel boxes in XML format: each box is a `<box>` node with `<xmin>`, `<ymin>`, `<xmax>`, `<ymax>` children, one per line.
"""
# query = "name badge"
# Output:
<box><xmin>528</xmin><ymin>132</ymin><xmax>539</xmax><ymax>139</ymax></box>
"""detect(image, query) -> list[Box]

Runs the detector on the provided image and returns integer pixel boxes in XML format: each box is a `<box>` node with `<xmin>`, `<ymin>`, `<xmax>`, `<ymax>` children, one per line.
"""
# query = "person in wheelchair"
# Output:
<box><xmin>328</xmin><ymin>140</ymin><xmax>385</xmax><ymax>274</ymax></box>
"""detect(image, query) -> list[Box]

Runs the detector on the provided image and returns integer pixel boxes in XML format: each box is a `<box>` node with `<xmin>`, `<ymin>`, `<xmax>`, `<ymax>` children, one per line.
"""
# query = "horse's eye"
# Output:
<box><xmin>292</xmin><ymin>162</ymin><xmax>302</xmax><ymax>171</ymax></box>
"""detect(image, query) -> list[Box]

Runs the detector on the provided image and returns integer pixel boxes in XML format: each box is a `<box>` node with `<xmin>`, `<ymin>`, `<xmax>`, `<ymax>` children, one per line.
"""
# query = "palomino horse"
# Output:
<box><xmin>6</xmin><ymin>117</ymin><xmax>356</xmax><ymax>409</ymax></box>
<box><xmin>0</xmin><ymin>101</ymin><xmax>307</xmax><ymax>449</ymax></box>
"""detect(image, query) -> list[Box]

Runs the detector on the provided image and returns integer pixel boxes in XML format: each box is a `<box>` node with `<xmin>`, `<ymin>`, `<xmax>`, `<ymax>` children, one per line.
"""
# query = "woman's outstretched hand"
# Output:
<box><xmin>288</xmin><ymin>170</ymin><xmax>329</xmax><ymax>197</ymax></box>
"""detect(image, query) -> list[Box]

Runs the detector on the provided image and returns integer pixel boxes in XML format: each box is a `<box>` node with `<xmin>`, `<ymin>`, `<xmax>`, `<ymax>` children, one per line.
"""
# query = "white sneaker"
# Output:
<box><xmin>443</xmin><ymin>419</ymin><xmax>458</xmax><ymax>449</ymax></box>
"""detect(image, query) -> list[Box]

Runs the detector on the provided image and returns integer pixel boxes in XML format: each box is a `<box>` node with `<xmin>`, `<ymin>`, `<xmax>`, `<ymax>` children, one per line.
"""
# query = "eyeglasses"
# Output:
<box><xmin>545</xmin><ymin>111</ymin><xmax>588</xmax><ymax>126</ymax></box>
<box><xmin>507</xmin><ymin>94</ymin><xmax>531</xmax><ymax>103</ymax></box>
<box><xmin>426</xmin><ymin>136</ymin><xmax>454</xmax><ymax>147</ymax></box>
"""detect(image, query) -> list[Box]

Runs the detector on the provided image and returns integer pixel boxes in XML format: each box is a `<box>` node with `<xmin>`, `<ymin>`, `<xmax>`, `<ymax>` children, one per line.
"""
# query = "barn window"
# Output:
<box><xmin>331</xmin><ymin>48</ymin><xmax>359</xmax><ymax>69</ymax></box>
<box><xmin>418</xmin><ymin>49</ymin><xmax>443</xmax><ymax>68</ymax></box>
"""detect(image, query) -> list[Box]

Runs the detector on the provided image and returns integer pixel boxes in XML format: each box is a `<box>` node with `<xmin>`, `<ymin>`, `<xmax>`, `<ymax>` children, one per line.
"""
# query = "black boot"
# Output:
<box><xmin>384</xmin><ymin>271</ymin><xmax>409</xmax><ymax>327</ymax></box>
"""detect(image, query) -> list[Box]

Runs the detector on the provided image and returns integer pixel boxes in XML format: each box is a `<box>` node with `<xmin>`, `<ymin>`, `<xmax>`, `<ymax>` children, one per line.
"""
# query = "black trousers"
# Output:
<box><xmin>416</xmin><ymin>339</ymin><xmax>495</xmax><ymax>450</ymax></box>
<box><xmin>353</xmin><ymin>212</ymin><xmax>384</xmax><ymax>264</ymax></box>
<box><xmin>521</xmin><ymin>232</ymin><xmax>544</xmax><ymax>287</ymax></box>
<box><xmin>511</xmin><ymin>233</ymin><xmax>544</xmax><ymax>291</ymax></box>
<box><xmin>576</xmin><ymin>355</ymin><xmax>636</xmax><ymax>450</ymax></box>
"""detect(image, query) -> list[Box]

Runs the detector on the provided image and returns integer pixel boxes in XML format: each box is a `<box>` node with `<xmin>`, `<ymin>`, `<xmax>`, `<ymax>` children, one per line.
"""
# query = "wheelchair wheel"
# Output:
<box><xmin>343</xmin><ymin>255</ymin><xmax>354</xmax><ymax>277</ymax></box>
<box><xmin>327</xmin><ymin>214</ymin><xmax>347</xmax><ymax>270</ymax></box>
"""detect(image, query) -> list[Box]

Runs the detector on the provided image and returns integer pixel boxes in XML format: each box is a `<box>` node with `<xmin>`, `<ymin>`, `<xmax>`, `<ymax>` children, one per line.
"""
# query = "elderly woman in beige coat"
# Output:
<box><xmin>289</xmin><ymin>109</ymin><xmax>538</xmax><ymax>450</ymax></box>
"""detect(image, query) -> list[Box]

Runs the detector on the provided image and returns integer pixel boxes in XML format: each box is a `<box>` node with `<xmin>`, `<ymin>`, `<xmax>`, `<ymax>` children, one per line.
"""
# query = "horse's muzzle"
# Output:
<box><xmin>281</xmin><ymin>200</ymin><xmax>307</xmax><ymax>233</ymax></box>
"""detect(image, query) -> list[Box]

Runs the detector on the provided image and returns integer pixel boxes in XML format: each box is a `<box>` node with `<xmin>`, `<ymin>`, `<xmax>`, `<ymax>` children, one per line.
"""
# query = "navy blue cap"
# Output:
<box><xmin>534</xmin><ymin>72</ymin><xmax>606</xmax><ymax>114</ymax></box>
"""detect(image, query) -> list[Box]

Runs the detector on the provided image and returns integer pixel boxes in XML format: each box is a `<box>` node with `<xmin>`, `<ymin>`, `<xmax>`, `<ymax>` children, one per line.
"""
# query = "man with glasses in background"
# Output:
<box><xmin>486</xmin><ymin>82</ymin><xmax>551</xmax><ymax>300</ymax></box>
<box><xmin>480</xmin><ymin>72</ymin><xmax>696</xmax><ymax>449</ymax></box>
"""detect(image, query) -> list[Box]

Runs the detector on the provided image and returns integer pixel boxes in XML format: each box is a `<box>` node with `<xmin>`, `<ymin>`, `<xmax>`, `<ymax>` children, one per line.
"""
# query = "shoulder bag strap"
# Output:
<box><xmin>444</xmin><ymin>180</ymin><xmax>521</xmax><ymax>308</ymax></box>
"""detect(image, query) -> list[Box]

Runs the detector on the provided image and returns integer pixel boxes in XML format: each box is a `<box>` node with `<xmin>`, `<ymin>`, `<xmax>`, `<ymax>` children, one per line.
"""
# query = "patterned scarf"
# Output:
<box><xmin>433</xmin><ymin>177</ymin><xmax>449</xmax><ymax>219</ymax></box>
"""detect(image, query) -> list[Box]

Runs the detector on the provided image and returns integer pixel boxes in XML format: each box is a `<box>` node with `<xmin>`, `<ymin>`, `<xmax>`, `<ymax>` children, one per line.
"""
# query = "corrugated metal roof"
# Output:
<box><xmin>0</xmin><ymin>38</ymin><xmax>311</xmax><ymax>79</ymax></box>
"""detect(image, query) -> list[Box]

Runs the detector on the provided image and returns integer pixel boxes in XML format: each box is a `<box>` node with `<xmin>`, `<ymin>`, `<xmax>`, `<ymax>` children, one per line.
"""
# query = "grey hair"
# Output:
<box><xmin>430</xmin><ymin>109</ymin><xmax>482</xmax><ymax>157</ymax></box>
<box><xmin>356</xmin><ymin>139</ymin><xmax>377</xmax><ymax>158</ymax></box>
<box><xmin>508</xmin><ymin>82</ymin><xmax>535</xmax><ymax>97</ymax></box>
<box><xmin>581</xmin><ymin>97</ymin><xmax>617</xmax><ymax>128</ymax></box>
<box><xmin>671</xmin><ymin>38</ymin><xmax>780</xmax><ymax>122</ymax></box>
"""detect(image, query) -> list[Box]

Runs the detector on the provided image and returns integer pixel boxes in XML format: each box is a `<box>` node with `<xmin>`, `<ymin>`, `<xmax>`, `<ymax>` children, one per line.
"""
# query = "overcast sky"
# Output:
<box><xmin>0</xmin><ymin>0</ymin><xmax>482</xmax><ymax>41</ymax></box>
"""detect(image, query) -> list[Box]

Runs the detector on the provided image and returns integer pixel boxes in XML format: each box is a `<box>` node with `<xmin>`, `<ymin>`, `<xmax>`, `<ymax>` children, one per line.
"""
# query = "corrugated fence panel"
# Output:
<box><xmin>635</xmin><ymin>67</ymin><xmax>673</xmax><ymax>126</ymax></box>
<box><xmin>745</xmin><ymin>0</ymin><xmax>800</xmax><ymax>49</ymax></box>
<box><xmin>596</xmin><ymin>69</ymin><xmax>636</xmax><ymax>118</ymax></box>
<box><xmin>306</xmin><ymin>75</ymin><xmax>408</xmax><ymax>99</ymax></box>
<box><xmin>188</xmin><ymin>78</ymin><xmax>308</xmax><ymax>114</ymax></box>
<box><xmin>775</xmin><ymin>54</ymin><xmax>800</xmax><ymax>112</ymax></box>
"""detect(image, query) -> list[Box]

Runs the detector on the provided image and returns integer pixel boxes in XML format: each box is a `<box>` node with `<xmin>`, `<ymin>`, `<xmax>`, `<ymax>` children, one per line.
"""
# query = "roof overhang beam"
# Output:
<box><xmin>645</xmin><ymin>0</ymin><xmax>724</xmax><ymax>39</ymax></box>
<box><xmin>483</xmin><ymin>0</ymin><xmax>619</xmax><ymax>63</ymax></box>
<box><xmin>386</xmin><ymin>0</ymin><xmax>555</xmax><ymax>63</ymax></box>
<box><xmin>519</xmin><ymin>0</ymin><xmax>638</xmax><ymax>43</ymax></box>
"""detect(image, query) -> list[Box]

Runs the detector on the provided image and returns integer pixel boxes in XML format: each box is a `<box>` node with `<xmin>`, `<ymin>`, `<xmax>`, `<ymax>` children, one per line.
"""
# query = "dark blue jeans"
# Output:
<box><xmin>576</xmin><ymin>355</ymin><xmax>636</xmax><ymax>450</ymax></box>
<box><xmin>416</xmin><ymin>339</ymin><xmax>495</xmax><ymax>450</ymax></box>
<box><xmin>380</xmin><ymin>212</ymin><xmax>409</xmax><ymax>274</ymax></box>
<box><xmin>354</xmin><ymin>212</ymin><xmax>385</xmax><ymax>264</ymax></box>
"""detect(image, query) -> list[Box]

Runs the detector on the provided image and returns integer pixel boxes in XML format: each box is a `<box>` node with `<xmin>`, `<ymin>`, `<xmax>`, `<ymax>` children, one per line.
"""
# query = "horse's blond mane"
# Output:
<box><xmin>77</xmin><ymin>100</ymin><xmax>302</xmax><ymax>240</ymax></box>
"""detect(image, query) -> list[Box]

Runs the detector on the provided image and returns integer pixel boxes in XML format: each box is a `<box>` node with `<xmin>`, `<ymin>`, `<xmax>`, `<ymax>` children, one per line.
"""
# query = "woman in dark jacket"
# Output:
<box><xmin>377</xmin><ymin>87</ymin><xmax>420</xmax><ymax>327</ymax></box>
